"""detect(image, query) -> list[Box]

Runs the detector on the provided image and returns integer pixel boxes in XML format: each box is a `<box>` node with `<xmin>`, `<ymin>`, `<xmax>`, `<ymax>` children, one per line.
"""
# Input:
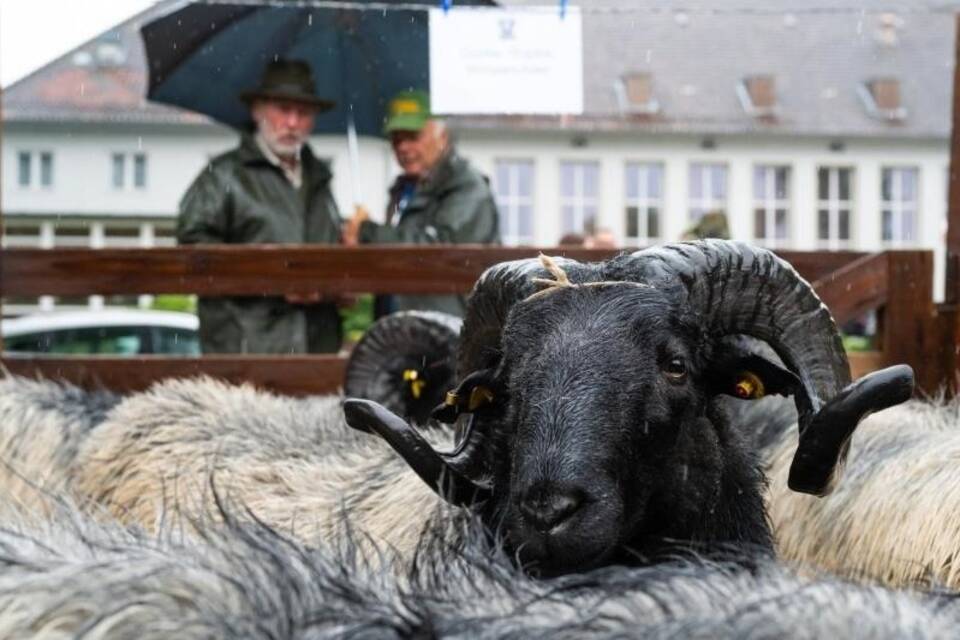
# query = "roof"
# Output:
<box><xmin>458</xmin><ymin>0</ymin><xmax>959</xmax><ymax>139</ymax></box>
<box><xmin>1</xmin><ymin>1</ymin><xmax>213</xmax><ymax>127</ymax></box>
<box><xmin>3</xmin><ymin>0</ymin><xmax>958</xmax><ymax>139</ymax></box>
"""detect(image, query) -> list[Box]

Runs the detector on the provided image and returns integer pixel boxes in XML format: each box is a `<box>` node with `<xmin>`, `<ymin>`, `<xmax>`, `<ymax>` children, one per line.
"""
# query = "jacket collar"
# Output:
<box><xmin>411</xmin><ymin>147</ymin><xmax>459</xmax><ymax>196</ymax></box>
<box><xmin>237</xmin><ymin>134</ymin><xmax>332</xmax><ymax>186</ymax></box>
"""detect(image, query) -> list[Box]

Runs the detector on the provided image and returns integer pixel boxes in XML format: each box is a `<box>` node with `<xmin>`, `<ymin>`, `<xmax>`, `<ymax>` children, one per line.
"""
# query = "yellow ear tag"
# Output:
<box><xmin>467</xmin><ymin>386</ymin><xmax>495</xmax><ymax>412</ymax></box>
<box><xmin>734</xmin><ymin>371</ymin><xmax>765</xmax><ymax>399</ymax></box>
<box><xmin>403</xmin><ymin>369</ymin><xmax>426</xmax><ymax>400</ymax></box>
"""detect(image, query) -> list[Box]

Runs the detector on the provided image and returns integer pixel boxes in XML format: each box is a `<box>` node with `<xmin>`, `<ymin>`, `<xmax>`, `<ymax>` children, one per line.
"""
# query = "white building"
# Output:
<box><xmin>1</xmin><ymin>1</ymin><xmax>955</xmax><ymax>313</ymax></box>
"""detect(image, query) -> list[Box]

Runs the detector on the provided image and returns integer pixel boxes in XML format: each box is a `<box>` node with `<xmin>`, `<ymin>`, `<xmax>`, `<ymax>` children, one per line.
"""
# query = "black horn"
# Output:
<box><xmin>342</xmin><ymin>398</ymin><xmax>492</xmax><ymax>507</ymax></box>
<box><xmin>607</xmin><ymin>240</ymin><xmax>913</xmax><ymax>495</ymax></box>
<box><xmin>344</xmin><ymin>311</ymin><xmax>461</xmax><ymax>426</ymax></box>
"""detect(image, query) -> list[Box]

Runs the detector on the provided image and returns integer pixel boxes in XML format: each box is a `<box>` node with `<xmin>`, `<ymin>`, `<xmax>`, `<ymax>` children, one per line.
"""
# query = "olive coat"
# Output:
<box><xmin>177</xmin><ymin>135</ymin><xmax>342</xmax><ymax>353</ymax></box>
<box><xmin>358</xmin><ymin>149</ymin><xmax>500</xmax><ymax>316</ymax></box>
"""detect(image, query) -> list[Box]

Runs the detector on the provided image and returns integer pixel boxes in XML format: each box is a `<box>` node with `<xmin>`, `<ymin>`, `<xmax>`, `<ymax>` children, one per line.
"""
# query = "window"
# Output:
<box><xmin>1</xmin><ymin>222</ymin><xmax>42</xmax><ymax>249</ymax></box>
<box><xmin>104</xmin><ymin>225</ymin><xmax>143</xmax><ymax>248</ymax></box>
<box><xmin>881</xmin><ymin>167</ymin><xmax>918</xmax><ymax>245</ymax></box>
<box><xmin>560</xmin><ymin>161</ymin><xmax>600</xmax><ymax>236</ymax></box>
<box><xmin>624</xmin><ymin>162</ymin><xmax>663</xmax><ymax>246</ymax></box>
<box><xmin>688</xmin><ymin>163</ymin><xmax>727</xmax><ymax>221</ymax></box>
<box><xmin>112</xmin><ymin>153</ymin><xmax>126</xmax><ymax>188</ymax></box>
<box><xmin>39</xmin><ymin>152</ymin><xmax>53</xmax><ymax>187</ymax></box>
<box><xmin>753</xmin><ymin>165</ymin><xmax>791</xmax><ymax>247</ymax></box>
<box><xmin>17</xmin><ymin>152</ymin><xmax>31</xmax><ymax>187</ymax></box>
<box><xmin>817</xmin><ymin>167</ymin><xmax>854</xmax><ymax>249</ymax></box>
<box><xmin>134</xmin><ymin>153</ymin><xmax>148</xmax><ymax>188</ymax></box>
<box><xmin>53</xmin><ymin>223</ymin><xmax>92</xmax><ymax>248</ymax></box>
<box><xmin>111</xmin><ymin>152</ymin><xmax>149</xmax><ymax>190</ymax></box>
<box><xmin>494</xmin><ymin>160</ymin><xmax>535</xmax><ymax>246</ymax></box>
<box><xmin>17</xmin><ymin>151</ymin><xmax>55</xmax><ymax>188</ymax></box>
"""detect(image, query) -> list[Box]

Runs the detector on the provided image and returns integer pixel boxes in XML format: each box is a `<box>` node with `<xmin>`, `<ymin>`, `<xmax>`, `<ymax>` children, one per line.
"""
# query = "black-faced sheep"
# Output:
<box><xmin>345</xmin><ymin>240</ymin><xmax>913</xmax><ymax>576</ymax></box>
<box><xmin>0</xmin><ymin>241</ymin><xmax>912</xmax><ymax>580</ymax></box>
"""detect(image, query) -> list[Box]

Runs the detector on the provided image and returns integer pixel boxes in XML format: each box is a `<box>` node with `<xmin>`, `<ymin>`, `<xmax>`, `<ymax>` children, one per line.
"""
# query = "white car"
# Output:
<box><xmin>2</xmin><ymin>309</ymin><xmax>200</xmax><ymax>356</ymax></box>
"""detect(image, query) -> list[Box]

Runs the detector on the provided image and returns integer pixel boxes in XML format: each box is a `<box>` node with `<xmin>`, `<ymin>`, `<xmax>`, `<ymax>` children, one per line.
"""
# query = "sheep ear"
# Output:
<box><xmin>708</xmin><ymin>350</ymin><xmax>799</xmax><ymax>399</ymax></box>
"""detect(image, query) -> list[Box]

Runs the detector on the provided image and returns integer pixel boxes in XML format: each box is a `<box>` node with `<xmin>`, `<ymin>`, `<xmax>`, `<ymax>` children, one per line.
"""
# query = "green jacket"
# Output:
<box><xmin>177</xmin><ymin>135</ymin><xmax>343</xmax><ymax>354</ymax></box>
<box><xmin>358</xmin><ymin>149</ymin><xmax>500</xmax><ymax>316</ymax></box>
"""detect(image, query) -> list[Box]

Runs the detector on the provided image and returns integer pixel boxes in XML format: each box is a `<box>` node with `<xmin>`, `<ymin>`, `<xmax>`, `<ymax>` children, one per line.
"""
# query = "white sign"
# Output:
<box><xmin>429</xmin><ymin>7</ymin><xmax>583</xmax><ymax>115</ymax></box>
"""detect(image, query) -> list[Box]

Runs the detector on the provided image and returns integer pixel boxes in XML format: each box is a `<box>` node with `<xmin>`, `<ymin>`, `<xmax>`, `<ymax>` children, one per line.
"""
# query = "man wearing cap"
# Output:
<box><xmin>343</xmin><ymin>89</ymin><xmax>500</xmax><ymax>317</ymax></box>
<box><xmin>177</xmin><ymin>59</ymin><xmax>344</xmax><ymax>354</ymax></box>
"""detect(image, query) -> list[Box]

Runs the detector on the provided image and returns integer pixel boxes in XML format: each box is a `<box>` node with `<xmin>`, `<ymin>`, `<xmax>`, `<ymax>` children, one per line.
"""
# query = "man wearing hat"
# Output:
<box><xmin>343</xmin><ymin>89</ymin><xmax>500</xmax><ymax>317</ymax></box>
<box><xmin>177</xmin><ymin>59</ymin><xmax>344</xmax><ymax>354</ymax></box>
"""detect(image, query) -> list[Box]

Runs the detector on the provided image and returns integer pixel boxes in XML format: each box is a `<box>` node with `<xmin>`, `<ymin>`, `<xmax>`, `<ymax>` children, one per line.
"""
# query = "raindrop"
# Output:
<box><xmin>308</xmin><ymin>14</ymin><xmax>313</xmax><ymax>26</ymax></box>
<box><xmin>645</xmin><ymin>50</ymin><xmax>652</xmax><ymax>63</ymax></box>
<box><xmin>641</xmin><ymin>421</ymin><xmax>649</xmax><ymax>435</ymax></box>
<box><xmin>137</xmin><ymin>137</ymin><xmax>143</xmax><ymax>151</ymax></box>
<box><xmin>680</xmin><ymin>464</ymin><xmax>689</xmax><ymax>483</ymax></box>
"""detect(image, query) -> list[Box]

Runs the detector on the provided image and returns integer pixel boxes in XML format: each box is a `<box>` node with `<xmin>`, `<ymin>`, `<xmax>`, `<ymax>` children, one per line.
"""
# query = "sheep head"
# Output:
<box><xmin>344</xmin><ymin>240</ymin><xmax>914</xmax><ymax>576</ymax></box>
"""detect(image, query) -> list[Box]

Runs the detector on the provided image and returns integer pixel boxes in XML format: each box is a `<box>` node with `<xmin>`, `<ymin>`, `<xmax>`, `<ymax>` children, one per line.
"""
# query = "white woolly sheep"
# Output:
<box><xmin>736</xmin><ymin>394</ymin><xmax>960</xmax><ymax>590</ymax></box>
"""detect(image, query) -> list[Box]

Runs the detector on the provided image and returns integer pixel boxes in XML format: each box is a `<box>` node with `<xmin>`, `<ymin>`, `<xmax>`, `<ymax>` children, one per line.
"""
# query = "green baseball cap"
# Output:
<box><xmin>383</xmin><ymin>89</ymin><xmax>431</xmax><ymax>133</ymax></box>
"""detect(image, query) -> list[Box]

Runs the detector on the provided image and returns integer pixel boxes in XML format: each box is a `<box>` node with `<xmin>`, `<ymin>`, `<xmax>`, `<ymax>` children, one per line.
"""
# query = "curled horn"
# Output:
<box><xmin>607</xmin><ymin>239</ymin><xmax>914</xmax><ymax>495</ymax></box>
<box><xmin>457</xmin><ymin>257</ymin><xmax>602</xmax><ymax>375</ymax></box>
<box><xmin>343</xmin><ymin>258</ymin><xmax>600</xmax><ymax>506</ymax></box>
<box><xmin>342</xmin><ymin>399</ymin><xmax>492</xmax><ymax>506</ymax></box>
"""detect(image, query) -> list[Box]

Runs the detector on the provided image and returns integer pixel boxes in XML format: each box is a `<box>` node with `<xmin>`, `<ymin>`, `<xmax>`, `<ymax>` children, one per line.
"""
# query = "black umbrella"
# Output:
<box><xmin>141</xmin><ymin>0</ymin><xmax>495</xmax><ymax>138</ymax></box>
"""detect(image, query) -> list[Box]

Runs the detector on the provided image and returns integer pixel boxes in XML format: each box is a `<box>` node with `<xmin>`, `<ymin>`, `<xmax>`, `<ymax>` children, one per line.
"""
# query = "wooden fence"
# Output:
<box><xmin>0</xmin><ymin>245</ymin><xmax>948</xmax><ymax>396</ymax></box>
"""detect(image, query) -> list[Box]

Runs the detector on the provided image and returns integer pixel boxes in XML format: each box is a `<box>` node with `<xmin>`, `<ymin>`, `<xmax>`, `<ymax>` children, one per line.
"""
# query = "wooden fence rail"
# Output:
<box><xmin>1</xmin><ymin>245</ymin><xmax>865</xmax><ymax>296</ymax></box>
<box><xmin>0</xmin><ymin>245</ymin><xmax>944</xmax><ymax>396</ymax></box>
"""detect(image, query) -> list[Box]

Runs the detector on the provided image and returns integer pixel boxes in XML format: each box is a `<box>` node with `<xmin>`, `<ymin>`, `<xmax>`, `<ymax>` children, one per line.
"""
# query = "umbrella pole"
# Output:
<box><xmin>347</xmin><ymin>111</ymin><xmax>362</xmax><ymax>209</ymax></box>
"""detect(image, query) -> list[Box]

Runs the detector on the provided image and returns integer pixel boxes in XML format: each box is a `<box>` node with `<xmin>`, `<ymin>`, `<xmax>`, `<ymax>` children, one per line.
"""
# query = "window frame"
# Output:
<box><xmin>752</xmin><ymin>164</ymin><xmax>792</xmax><ymax>248</ymax></box>
<box><xmin>559</xmin><ymin>160</ymin><xmax>601</xmax><ymax>237</ymax></box>
<box><xmin>880</xmin><ymin>166</ymin><xmax>919</xmax><ymax>247</ymax></box>
<box><xmin>816</xmin><ymin>166</ymin><xmax>855</xmax><ymax>250</ymax></box>
<box><xmin>493</xmin><ymin>158</ymin><xmax>536</xmax><ymax>246</ymax></box>
<box><xmin>688</xmin><ymin>162</ymin><xmax>728</xmax><ymax>222</ymax></box>
<box><xmin>623</xmin><ymin>161</ymin><xmax>664</xmax><ymax>247</ymax></box>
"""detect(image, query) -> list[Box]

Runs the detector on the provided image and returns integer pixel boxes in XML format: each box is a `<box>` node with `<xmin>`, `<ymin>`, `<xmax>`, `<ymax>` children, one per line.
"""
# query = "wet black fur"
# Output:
<box><xmin>464</xmin><ymin>283</ymin><xmax>777</xmax><ymax>575</ymax></box>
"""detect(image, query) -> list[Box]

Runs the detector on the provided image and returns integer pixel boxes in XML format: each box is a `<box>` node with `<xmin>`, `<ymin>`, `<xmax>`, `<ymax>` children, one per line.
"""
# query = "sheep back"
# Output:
<box><xmin>71</xmin><ymin>376</ymin><xmax>449</xmax><ymax>557</ymax></box>
<box><xmin>765</xmin><ymin>398</ymin><xmax>960</xmax><ymax>589</ymax></box>
<box><xmin>0</xmin><ymin>374</ymin><xmax>117</xmax><ymax>519</ymax></box>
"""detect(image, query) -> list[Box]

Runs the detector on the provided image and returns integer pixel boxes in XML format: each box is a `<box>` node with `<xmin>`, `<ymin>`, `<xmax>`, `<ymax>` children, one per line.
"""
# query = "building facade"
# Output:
<box><xmin>1</xmin><ymin>2</ymin><xmax>954</xmax><ymax>313</ymax></box>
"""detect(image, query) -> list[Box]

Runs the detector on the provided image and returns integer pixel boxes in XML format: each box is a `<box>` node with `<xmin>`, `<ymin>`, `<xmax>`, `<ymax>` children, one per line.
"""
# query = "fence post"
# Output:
<box><xmin>945</xmin><ymin>14</ymin><xmax>960</xmax><ymax>304</ymax></box>
<box><xmin>882</xmin><ymin>251</ymin><xmax>939</xmax><ymax>395</ymax></box>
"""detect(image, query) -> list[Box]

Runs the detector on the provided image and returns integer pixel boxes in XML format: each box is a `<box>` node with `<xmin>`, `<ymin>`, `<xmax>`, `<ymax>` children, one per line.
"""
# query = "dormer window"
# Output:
<box><xmin>615</xmin><ymin>72</ymin><xmax>659</xmax><ymax>115</ymax></box>
<box><xmin>737</xmin><ymin>74</ymin><xmax>777</xmax><ymax>118</ymax></box>
<box><xmin>859</xmin><ymin>78</ymin><xmax>906</xmax><ymax>121</ymax></box>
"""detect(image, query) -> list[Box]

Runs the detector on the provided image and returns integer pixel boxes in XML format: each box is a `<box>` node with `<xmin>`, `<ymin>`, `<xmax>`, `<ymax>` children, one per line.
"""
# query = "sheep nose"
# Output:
<box><xmin>520</xmin><ymin>486</ymin><xmax>583</xmax><ymax>532</ymax></box>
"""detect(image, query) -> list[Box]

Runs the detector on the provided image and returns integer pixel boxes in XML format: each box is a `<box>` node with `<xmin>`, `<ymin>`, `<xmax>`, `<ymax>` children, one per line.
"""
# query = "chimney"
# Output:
<box><xmin>615</xmin><ymin>72</ymin><xmax>659</xmax><ymax>115</ymax></box>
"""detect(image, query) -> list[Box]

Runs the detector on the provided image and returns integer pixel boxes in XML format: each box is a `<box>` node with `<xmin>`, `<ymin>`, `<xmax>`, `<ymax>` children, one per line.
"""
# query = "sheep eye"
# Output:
<box><xmin>663</xmin><ymin>357</ymin><xmax>687</xmax><ymax>382</ymax></box>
